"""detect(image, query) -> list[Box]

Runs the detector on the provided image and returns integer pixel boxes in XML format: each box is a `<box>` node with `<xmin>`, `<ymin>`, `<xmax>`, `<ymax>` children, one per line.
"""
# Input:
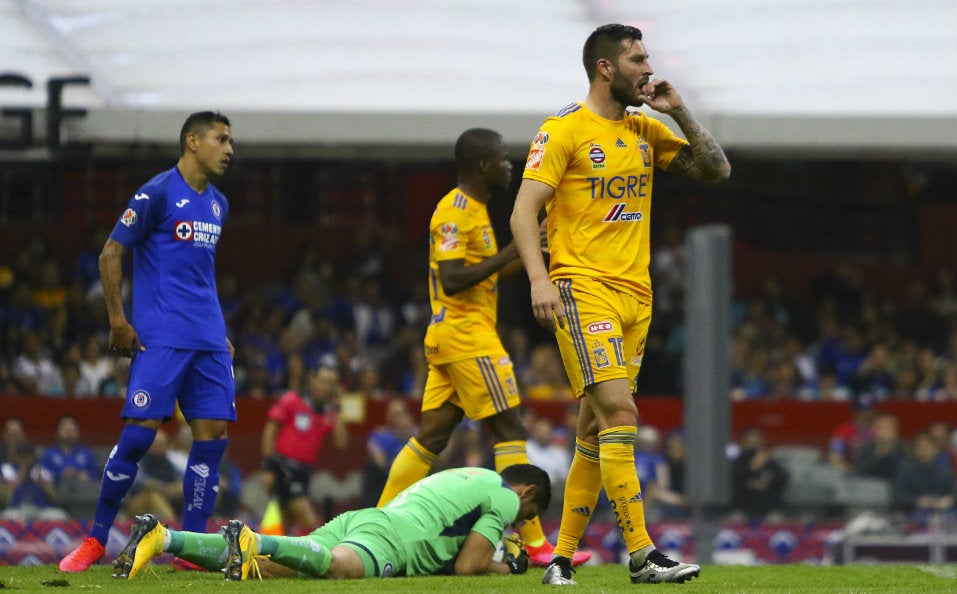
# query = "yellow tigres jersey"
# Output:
<box><xmin>424</xmin><ymin>188</ymin><xmax>504</xmax><ymax>363</ymax></box>
<box><xmin>523</xmin><ymin>102</ymin><xmax>688</xmax><ymax>300</ymax></box>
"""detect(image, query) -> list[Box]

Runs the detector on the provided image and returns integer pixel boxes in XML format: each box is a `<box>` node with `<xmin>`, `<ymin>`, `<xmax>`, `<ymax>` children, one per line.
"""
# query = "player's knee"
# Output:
<box><xmin>190</xmin><ymin>419</ymin><xmax>228</xmax><ymax>440</ymax></box>
<box><xmin>489</xmin><ymin>425</ymin><xmax>525</xmax><ymax>443</ymax></box>
<box><xmin>414</xmin><ymin>429</ymin><xmax>452</xmax><ymax>455</ymax></box>
<box><xmin>416</xmin><ymin>435</ymin><xmax>448</xmax><ymax>454</ymax></box>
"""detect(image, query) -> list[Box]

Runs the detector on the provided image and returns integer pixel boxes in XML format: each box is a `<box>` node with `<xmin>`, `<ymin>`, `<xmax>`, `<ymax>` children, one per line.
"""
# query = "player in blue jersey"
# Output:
<box><xmin>60</xmin><ymin>111</ymin><xmax>236</xmax><ymax>573</ymax></box>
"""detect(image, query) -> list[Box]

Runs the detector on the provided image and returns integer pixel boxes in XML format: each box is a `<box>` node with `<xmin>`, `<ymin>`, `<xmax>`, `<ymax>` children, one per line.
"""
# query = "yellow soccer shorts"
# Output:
<box><xmin>422</xmin><ymin>352</ymin><xmax>520</xmax><ymax>420</ymax></box>
<box><xmin>553</xmin><ymin>277</ymin><xmax>652</xmax><ymax>397</ymax></box>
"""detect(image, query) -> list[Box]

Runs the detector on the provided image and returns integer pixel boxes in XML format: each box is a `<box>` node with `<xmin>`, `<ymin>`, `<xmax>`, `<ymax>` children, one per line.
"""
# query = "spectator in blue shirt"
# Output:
<box><xmin>40</xmin><ymin>415</ymin><xmax>100</xmax><ymax>485</ymax></box>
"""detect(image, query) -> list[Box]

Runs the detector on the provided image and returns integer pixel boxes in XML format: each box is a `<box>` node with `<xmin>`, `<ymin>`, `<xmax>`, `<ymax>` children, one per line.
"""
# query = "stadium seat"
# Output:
<box><xmin>834</xmin><ymin>477</ymin><xmax>892</xmax><ymax>512</ymax></box>
<box><xmin>782</xmin><ymin>464</ymin><xmax>843</xmax><ymax>511</ymax></box>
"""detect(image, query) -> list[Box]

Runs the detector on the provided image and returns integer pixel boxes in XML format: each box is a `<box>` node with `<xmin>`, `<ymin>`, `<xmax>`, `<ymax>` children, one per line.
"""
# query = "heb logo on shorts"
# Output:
<box><xmin>588</xmin><ymin>321</ymin><xmax>613</xmax><ymax>334</ymax></box>
<box><xmin>131</xmin><ymin>389</ymin><xmax>151</xmax><ymax>408</ymax></box>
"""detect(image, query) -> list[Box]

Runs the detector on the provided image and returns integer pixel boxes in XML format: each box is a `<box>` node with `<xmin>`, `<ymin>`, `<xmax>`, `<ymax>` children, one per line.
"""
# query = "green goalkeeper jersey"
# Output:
<box><xmin>382</xmin><ymin>467</ymin><xmax>519</xmax><ymax>575</ymax></box>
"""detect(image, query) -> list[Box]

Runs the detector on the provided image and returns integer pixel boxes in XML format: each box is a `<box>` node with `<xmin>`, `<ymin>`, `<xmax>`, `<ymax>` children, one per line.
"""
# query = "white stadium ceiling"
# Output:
<box><xmin>1</xmin><ymin>0</ymin><xmax>956</xmax><ymax>156</ymax></box>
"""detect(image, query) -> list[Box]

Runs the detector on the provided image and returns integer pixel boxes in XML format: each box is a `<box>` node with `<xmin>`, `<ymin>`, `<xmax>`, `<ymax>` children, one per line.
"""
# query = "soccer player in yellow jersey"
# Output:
<box><xmin>376</xmin><ymin>128</ymin><xmax>590</xmax><ymax>567</ymax></box>
<box><xmin>510</xmin><ymin>24</ymin><xmax>731</xmax><ymax>586</ymax></box>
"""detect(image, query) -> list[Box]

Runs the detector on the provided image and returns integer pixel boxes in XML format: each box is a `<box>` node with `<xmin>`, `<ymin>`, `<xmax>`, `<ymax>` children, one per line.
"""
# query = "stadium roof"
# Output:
<box><xmin>2</xmin><ymin>0</ymin><xmax>956</xmax><ymax>157</ymax></box>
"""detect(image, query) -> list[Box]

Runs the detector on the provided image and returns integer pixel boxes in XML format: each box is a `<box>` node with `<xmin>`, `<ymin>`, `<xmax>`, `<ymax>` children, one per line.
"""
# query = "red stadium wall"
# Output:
<box><xmin>6</xmin><ymin>395</ymin><xmax>956</xmax><ymax>476</ymax></box>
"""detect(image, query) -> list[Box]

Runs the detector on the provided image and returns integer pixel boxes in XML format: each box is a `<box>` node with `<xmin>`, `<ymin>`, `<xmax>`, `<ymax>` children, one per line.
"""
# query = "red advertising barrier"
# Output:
<box><xmin>5</xmin><ymin>395</ymin><xmax>955</xmax><ymax>476</ymax></box>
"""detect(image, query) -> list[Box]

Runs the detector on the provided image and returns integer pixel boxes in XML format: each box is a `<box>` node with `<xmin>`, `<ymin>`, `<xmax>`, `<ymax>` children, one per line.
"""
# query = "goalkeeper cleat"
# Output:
<box><xmin>527</xmin><ymin>540</ymin><xmax>592</xmax><ymax>567</ymax></box>
<box><xmin>223</xmin><ymin>519</ymin><xmax>260</xmax><ymax>581</ymax></box>
<box><xmin>542</xmin><ymin>556</ymin><xmax>577</xmax><ymax>586</ymax></box>
<box><xmin>59</xmin><ymin>537</ymin><xmax>105</xmax><ymax>573</ymax></box>
<box><xmin>113</xmin><ymin>514</ymin><xmax>165</xmax><ymax>579</ymax></box>
<box><xmin>629</xmin><ymin>549</ymin><xmax>700</xmax><ymax>584</ymax></box>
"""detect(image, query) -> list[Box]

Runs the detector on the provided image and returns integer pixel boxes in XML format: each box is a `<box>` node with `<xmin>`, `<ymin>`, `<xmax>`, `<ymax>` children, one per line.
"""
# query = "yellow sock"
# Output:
<box><xmin>494</xmin><ymin>440</ymin><xmax>547</xmax><ymax>547</ymax></box>
<box><xmin>554</xmin><ymin>438</ymin><xmax>601</xmax><ymax>558</ymax></box>
<box><xmin>376</xmin><ymin>437</ymin><xmax>436</xmax><ymax>507</ymax></box>
<box><xmin>598</xmin><ymin>426</ymin><xmax>652</xmax><ymax>553</ymax></box>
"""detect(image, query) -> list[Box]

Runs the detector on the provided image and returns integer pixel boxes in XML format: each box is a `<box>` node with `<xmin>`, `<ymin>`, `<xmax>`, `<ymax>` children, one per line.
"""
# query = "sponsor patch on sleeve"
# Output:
<box><xmin>438</xmin><ymin>222</ymin><xmax>460</xmax><ymax>252</ymax></box>
<box><xmin>526</xmin><ymin>148</ymin><xmax>545</xmax><ymax>170</ymax></box>
<box><xmin>120</xmin><ymin>208</ymin><xmax>137</xmax><ymax>227</ymax></box>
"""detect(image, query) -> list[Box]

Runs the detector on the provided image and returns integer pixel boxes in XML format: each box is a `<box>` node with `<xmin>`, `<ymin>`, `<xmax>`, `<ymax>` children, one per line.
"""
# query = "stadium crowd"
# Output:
<box><xmin>2</xmin><ymin>223</ymin><xmax>956</xmax><ymax>527</ymax></box>
<box><xmin>3</xmin><ymin>227</ymin><xmax>956</xmax><ymax>405</ymax></box>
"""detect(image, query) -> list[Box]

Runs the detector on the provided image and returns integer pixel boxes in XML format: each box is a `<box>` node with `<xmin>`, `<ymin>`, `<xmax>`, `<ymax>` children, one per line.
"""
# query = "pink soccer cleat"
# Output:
<box><xmin>59</xmin><ymin>537</ymin><xmax>105</xmax><ymax>573</ymax></box>
<box><xmin>526</xmin><ymin>540</ymin><xmax>592</xmax><ymax>567</ymax></box>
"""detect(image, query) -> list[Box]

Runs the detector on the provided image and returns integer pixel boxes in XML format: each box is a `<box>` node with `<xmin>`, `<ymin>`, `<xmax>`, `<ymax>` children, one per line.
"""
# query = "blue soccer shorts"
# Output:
<box><xmin>122</xmin><ymin>346</ymin><xmax>236</xmax><ymax>422</ymax></box>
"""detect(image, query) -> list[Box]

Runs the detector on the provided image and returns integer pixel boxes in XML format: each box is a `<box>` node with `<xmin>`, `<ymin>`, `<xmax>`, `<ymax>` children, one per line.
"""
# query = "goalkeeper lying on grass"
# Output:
<box><xmin>113</xmin><ymin>464</ymin><xmax>547</xmax><ymax>580</ymax></box>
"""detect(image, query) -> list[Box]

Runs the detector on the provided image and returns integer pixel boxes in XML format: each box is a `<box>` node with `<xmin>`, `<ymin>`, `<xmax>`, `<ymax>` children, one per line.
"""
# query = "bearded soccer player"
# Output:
<box><xmin>60</xmin><ymin>111</ymin><xmax>237</xmax><ymax>572</ymax></box>
<box><xmin>375</xmin><ymin>128</ymin><xmax>589</xmax><ymax>566</ymax></box>
<box><xmin>510</xmin><ymin>24</ymin><xmax>730</xmax><ymax>586</ymax></box>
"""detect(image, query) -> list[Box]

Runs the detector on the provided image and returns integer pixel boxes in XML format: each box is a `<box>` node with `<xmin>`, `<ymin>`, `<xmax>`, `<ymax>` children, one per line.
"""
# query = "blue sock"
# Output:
<box><xmin>91</xmin><ymin>424</ymin><xmax>156</xmax><ymax>545</ymax></box>
<box><xmin>181</xmin><ymin>438</ymin><xmax>227</xmax><ymax>533</ymax></box>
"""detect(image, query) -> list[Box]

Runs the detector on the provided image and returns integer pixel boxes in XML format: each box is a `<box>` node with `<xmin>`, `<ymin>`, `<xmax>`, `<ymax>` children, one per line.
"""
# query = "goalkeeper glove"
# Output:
<box><xmin>502</xmin><ymin>534</ymin><xmax>529</xmax><ymax>575</ymax></box>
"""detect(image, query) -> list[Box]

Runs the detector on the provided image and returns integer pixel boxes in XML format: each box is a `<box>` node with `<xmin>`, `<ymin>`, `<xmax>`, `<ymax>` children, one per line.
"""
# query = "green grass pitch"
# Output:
<box><xmin>0</xmin><ymin>563</ymin><xmax>954</xmax><ymax>593</ymax></box>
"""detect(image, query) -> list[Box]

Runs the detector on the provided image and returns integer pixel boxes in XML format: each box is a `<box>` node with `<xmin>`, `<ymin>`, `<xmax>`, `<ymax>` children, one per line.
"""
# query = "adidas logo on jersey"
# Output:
<box><xmin>571</xmin><ymin>506</ymin><xmax>592</xmax><ymax>517</ymax></box>
<box><xmin>615</xmin><ymin>138</ymin><xmax>627</xmax><ymax>148</ymax></box>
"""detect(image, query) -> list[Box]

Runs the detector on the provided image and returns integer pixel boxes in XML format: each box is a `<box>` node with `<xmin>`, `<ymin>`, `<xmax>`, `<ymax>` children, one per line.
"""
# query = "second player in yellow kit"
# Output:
<box><xmin>376</xmin><ymin>128</ymin><xmax>591</xmax><ymax>567</ymax></box>
<box><xmin>422</xmin><ymin>187</ymin><xmax>519</xmax><ymax>419</ymax></box>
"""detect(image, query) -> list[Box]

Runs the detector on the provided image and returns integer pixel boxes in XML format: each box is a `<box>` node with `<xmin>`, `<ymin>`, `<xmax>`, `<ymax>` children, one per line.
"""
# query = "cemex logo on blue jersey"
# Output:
<box><xmin>174</xmin><ymin>220</ymin><xmax>222</xmax><ymax>247</ymax></box>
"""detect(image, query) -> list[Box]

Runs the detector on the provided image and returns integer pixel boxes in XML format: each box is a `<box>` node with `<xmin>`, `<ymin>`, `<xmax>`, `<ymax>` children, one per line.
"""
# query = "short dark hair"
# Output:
<box><xmin>56</xmin><ymin>414</ymin><xmax>78</xmax><ymax>430</ymax></box>
<box><xmin>454</xmin><ymin>127</ymin><xmax>502</xmax><ymax>173</ymax></box>
<box><xmin>179</xmin><ymin>111</ymin><xmax>230</xmax><ymax>154</ymax></box>
<box><xmin>500</xmin><ymin>463</ymin><xmax>552</xmax><ymax>513</ymax></box>
<box><xmin>583</xmin><ymin>23</ymin><xmax>643</xmax><ymax>81</ymax></box>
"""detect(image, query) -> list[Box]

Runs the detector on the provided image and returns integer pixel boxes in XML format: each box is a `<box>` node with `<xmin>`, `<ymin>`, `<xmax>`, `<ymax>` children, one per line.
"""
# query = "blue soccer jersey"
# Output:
<box><xmin>109</xmin><ymin>166</ymin><xmax>229</xmax><ymax>352</ymax></box>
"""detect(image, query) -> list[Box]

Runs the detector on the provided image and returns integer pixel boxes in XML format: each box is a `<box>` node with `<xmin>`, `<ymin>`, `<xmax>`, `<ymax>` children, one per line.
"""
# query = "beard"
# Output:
<box><xmin>610</xmin><ymin>72</ymin><xmax>642</xmax><ymax>108</ymax></box>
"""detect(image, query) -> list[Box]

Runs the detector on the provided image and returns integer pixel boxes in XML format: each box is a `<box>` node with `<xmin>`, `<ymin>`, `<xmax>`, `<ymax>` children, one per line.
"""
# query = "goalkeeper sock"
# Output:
<box><xmin>167</xmin><ymin>530</ymin><xmax>230</xmax><ymax>572</ymax></box>
<box><xmin>376</xmin><ymin>436</ymin><xmax>436</xmax><ymax>506</ymax></box>
<box><xmin>494</xmin><ymin>440</ymin><xmax>547</xmax><ymax>547</ymax></box>
<box><xmin>598</xmin><ymin>426</ymin><xmax>652</xmax><ymax>553</ymax></box>
<box><xmin>260</xmin><ymin>535</ymin><xmax>330</xmax><ymax>577</ymax></box>
<box><xmin>555</xmin><ymin>438</ymin><xmax>601</xmax><ymax>558</ymax></box>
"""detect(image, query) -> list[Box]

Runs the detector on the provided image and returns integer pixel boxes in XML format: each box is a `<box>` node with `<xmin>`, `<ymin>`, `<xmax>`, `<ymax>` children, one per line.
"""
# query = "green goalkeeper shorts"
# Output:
<box><xmin>306</xmin><ymin>508</ymin><xmax>403</xmax><ymax>578</ymax></box>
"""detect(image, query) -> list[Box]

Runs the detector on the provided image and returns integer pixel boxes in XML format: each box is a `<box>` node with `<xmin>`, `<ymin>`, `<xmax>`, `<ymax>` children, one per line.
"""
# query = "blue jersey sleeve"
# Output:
<box><xmin>109</xmin><ymin>173</ymin><xmax>170</xmax><ymax>248</ymax></box>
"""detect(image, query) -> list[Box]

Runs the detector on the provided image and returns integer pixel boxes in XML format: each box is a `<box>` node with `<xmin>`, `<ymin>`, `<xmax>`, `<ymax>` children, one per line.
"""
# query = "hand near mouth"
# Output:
<box><xmin>638</xmin><ymin>78</ymin><xmax>684</xmax><ymax>114</ymax></box>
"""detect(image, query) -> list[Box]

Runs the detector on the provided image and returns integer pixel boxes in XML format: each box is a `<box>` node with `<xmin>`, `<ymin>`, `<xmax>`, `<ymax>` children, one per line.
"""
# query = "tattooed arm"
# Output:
<box><xmin>638</xmin><ymin>79</ymin><xmax>731</xmax><ymax>183</ymax></box>
<box><xmin>667</xmin><ymin>106</ymin><xmax>731</xmax><ymax>183</ymax></box>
